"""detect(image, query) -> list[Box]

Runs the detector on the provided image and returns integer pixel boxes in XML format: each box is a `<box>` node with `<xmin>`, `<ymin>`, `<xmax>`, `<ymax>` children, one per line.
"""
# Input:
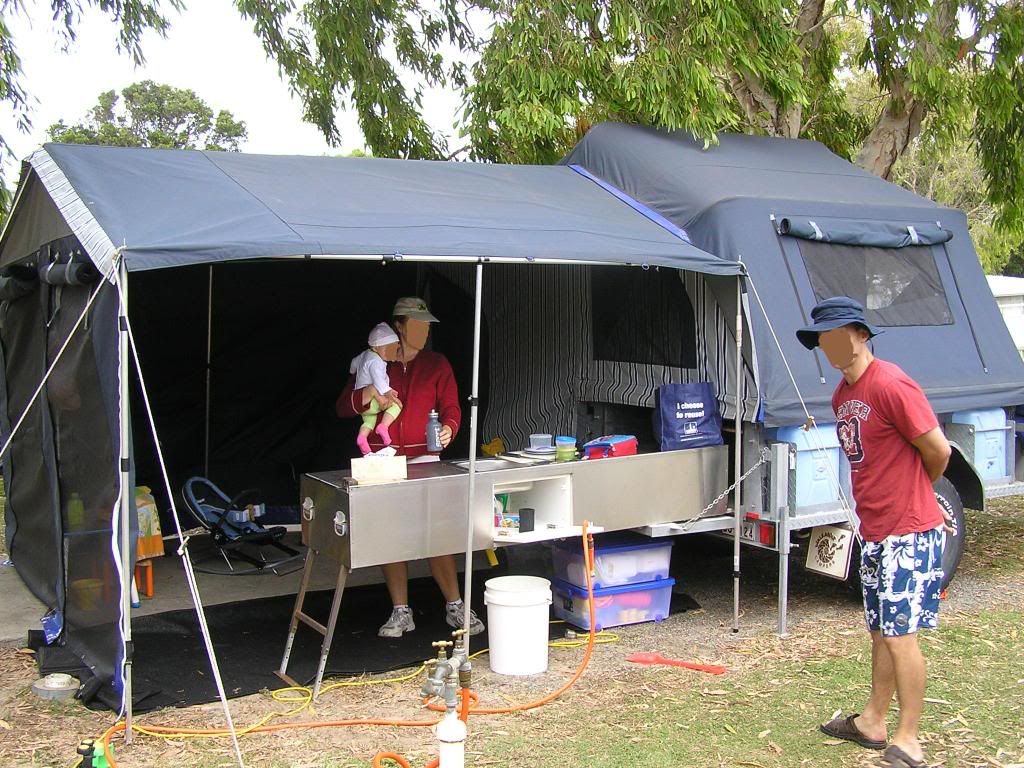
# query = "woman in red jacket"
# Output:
<box><xmin>336</xmin><ymin>297</ymin><xmax>485</xmax><ymax>638</ymax></box>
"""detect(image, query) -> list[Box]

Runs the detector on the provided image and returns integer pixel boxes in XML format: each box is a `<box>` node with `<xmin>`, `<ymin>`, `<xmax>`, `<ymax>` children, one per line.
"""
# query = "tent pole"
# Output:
<box><xmin>204</xmin><ymin>265</ymin><xmax>213</xmax><ymax>476</ymax></box>
<box><xmin>462</xmin><ymin>261</ymin><xmax>484</xmax><ymax>647</ymax></box>
<box><xmin>117</xmin><ymin>257</ymin><xmax>135</xmax><ymax>741</ymax></box>
<box><xmin>732</xmin><ymin>276</ymin><xmax>743</xmax><ymax>634</ymax></box>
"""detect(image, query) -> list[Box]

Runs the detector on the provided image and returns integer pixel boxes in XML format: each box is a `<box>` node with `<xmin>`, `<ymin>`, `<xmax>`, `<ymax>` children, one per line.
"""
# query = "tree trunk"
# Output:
<box><xmin>856</xmin><ymin>88</ymin><xmax>927</xmax><ymax>179</ymax></box>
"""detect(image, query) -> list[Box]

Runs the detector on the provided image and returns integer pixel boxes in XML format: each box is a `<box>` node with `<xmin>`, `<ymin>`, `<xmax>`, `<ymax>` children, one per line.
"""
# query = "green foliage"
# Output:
<box><xmin>244</xmin><ymin>0</ymin><xmax>1024</xmax><ymax>244</ymax></box>
<box><xmin>235</xmin><ymin>0</ymin><xmax>475</xmax><ymax>160</ymax></box>
<box><xmin>892</xmin><ymin>134</ymin><xmax>1023</xmax><ymax>274</ymax></box>
<box><xmin>48</xmin><ymin>81</ymin><xmax>248</xmax><ymax>151</ymax></box>
<box><xmin>0</xmin><ymin>0</ymin><xmax>181</xmax><ymax>222</ymax></box>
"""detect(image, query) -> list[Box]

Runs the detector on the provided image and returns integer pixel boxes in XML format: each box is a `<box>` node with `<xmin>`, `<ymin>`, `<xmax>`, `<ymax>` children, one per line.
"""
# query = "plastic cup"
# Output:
<box><xmin>555</xmin><ymin>435</ymin><xmax>576</xmax><ymax>462</ymax></box>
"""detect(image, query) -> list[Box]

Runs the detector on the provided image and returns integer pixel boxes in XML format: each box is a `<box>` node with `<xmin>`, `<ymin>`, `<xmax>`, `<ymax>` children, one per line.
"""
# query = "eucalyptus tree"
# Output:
<box><xmin>237</xmin><ymin>0</ymin><xmax>1024</xmax><ymax>235</ymax></box>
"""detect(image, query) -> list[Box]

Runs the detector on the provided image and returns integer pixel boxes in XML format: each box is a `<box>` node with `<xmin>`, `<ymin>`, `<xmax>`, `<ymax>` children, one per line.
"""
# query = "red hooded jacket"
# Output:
<box><xmin>336</xmin><ymin>350</ymin><xmax>461</xmax><ymax>458</ymax></box>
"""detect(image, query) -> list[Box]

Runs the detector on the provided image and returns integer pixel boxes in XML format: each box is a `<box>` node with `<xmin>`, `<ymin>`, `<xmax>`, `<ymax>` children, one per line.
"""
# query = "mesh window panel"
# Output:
<box><xmin>590</xmin><ymin>266</ymin><xmax>696</xmax><ymax>366</ymax></box>
<box><xmin>0</xmin><ymin>285</ymin><xmax>62</xmax><ymax>606</ymax></box>
<box><xmin>798</xmin><ymin>241</ymin><xmax>953</xmax><ymax>327</ymax></box>
<box><xmin>45</xmin><ymin>283</ymin><xmax>122</xmax><ymax>692</ymax></box>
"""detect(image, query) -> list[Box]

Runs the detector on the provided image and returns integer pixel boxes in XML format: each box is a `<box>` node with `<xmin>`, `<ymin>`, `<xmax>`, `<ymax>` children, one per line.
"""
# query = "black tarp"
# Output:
<box><xmin>563</xmin><ymin>122</ymin><xmax>1024</xmax><ymax>424</ymax></box>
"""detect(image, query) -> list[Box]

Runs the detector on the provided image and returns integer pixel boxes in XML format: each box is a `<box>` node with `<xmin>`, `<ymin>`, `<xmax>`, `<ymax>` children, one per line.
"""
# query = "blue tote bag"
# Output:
<box><xmin>652</xmin><ymin>383</ymin><xmax>724</xmax><ymax>450</ymax></box>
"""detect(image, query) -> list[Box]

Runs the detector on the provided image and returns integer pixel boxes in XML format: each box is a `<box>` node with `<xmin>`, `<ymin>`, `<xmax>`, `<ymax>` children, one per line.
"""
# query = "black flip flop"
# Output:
<box><xmin>882</xmin><ymin>744</ymin><xmax>929</xmax><ymax>767</ymax></box>
<box><xmin>819</xmin><ymin>713</ymin><xmax>887</xmax><ymax>750</ymax></box>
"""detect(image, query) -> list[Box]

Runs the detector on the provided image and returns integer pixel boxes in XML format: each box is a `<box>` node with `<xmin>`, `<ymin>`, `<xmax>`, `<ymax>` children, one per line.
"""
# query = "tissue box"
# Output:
<box><xmin>350</xmin><ymin>454</ymin><xmax>408</xmax><ymax>484</ymax></box>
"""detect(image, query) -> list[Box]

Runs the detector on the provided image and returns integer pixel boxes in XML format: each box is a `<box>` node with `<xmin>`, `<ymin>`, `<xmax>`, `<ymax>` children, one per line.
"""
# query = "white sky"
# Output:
<box><xmin>1</xmin><ymin>1</ymin><xmax>463</xmax><ymax>180</ymax></box>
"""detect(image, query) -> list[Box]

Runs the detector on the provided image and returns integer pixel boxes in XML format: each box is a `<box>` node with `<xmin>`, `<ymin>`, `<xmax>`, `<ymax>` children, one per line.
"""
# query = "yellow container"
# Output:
<box><xmin>71</xmin><ymin>578</ymin><xmax>104</xmax><ymax>611</ymax></box>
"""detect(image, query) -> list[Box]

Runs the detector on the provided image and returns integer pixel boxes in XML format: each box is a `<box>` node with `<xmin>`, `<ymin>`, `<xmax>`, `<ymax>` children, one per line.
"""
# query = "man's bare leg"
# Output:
<box><xmin>883</xmin><ymin>633</ymin><xmax>927</xmax><ymax>762</ymax></box>
<box><xmin>855</xmin><ymin>630</ymin><xmax>895</xmax><ymax>742</ymax></box>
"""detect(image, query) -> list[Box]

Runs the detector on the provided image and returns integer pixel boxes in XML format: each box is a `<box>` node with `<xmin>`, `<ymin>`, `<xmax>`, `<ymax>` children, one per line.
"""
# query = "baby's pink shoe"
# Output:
<box><xmin>375</xmin><ymin>423</ymin><xmax>393</xmax><ymax>447</ymax></box>
<box><xmin>356</xmin><ymin>433</ymin><xmax>372</xmax><ymax>455</ymax></box>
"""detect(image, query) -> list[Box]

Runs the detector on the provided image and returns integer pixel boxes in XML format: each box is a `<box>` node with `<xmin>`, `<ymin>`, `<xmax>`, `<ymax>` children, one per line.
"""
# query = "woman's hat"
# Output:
<box><xmin>796</xmin><ymin>296</ymin><xmax>882</xmax><ymax>350</ymax></box>
<box><xmin>393</xmin><ymin>296</ymin><xmax>439</xmax><ymax>322</ymax></box>
<box><xmin>368</xmin><ymin>322</ymin><xmax>400</xmax><ymax>347</ymax></box>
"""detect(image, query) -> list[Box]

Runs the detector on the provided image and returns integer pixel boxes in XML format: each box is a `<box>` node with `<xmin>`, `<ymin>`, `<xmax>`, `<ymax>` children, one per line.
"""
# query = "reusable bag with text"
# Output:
<box><xmin>652</xmin><ymin>383</ymin><xmax>723</xmax><ymax>450</ymax></box>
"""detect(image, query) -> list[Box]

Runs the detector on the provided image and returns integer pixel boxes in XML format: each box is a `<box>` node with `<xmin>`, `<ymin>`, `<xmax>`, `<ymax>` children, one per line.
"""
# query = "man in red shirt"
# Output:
<box><xmin>797</xmin><ymin>297</ymin><xmax>951</xmax><ymax>768</ymax></box>
<box><xmin>337</xmin><ymin>297</ymin><xmax>484</xmax><ymax>639</ymax></box>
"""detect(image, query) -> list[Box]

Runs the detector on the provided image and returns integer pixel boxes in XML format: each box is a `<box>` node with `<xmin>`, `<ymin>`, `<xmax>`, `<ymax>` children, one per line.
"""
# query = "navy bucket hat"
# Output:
<box><xmin>796</xmin><ymin>296</ymin><xmax>883</xmax><ymax>350</ymax></box>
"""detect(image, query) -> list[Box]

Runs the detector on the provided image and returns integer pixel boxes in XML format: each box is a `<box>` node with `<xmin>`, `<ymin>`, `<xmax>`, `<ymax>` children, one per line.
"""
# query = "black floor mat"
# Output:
<box><xmin>129</xmin><ymin>578</ymin><xmax>487</xmax><ymax>710</ymax></box>
<box><xmin>34</xmin><ymin>577</ymin><xmax>702</xmax><ymax>712</ymax></box>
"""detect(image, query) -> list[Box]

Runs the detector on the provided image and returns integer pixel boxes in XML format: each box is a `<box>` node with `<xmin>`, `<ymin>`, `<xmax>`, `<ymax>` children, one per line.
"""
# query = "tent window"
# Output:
<box><xmin>590</xmin><ymin>266</ymin><xmax>696</xmax><ymax>367</ymax></box>
<box><xmin>798</xmin><ymin>241</ymin><xmax>953</xmax><ymax>326</ymax></box>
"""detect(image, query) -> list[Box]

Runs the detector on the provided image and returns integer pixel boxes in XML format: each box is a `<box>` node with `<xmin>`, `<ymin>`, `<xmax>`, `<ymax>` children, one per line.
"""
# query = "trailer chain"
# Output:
<box><xmin>676</xmin><ymin>447</ymin><xmax>772</xmax><ymax>534</ymax></box>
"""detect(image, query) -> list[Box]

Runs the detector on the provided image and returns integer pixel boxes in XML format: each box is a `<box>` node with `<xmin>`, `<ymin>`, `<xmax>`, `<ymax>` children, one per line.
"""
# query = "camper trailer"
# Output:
<box><xmin>565</xmin><ymin>123</ymin><xmax>1024</xmax><ymax>596</ymax></box>
<box><xmin>1</xmin><ymin>124</ymin><xmax>1023</xmax><ymax>712</ymax></box>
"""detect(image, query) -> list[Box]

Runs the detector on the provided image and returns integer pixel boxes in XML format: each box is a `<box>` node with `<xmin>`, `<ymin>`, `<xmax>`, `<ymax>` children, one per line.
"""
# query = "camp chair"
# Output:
<box><xmin>181</xmin><ymin>476</ymin><xmax>302</xmax><ymax>575</ymax></box>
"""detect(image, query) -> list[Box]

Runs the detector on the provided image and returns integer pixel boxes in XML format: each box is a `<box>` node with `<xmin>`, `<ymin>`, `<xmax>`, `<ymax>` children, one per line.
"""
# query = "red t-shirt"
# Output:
<box><xmin>832</xmin><ymin>359</ymin><xmax>942</xmax><ymax>542</ymax></box>
<box><xmin>336</xmin><ymin>350</ymin><xmax>461</xmax><ymax>459</ymax></box>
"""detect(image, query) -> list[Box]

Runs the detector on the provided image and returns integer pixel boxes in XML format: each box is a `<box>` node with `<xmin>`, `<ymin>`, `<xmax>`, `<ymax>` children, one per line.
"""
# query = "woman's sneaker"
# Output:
<box><xmin>378</xmin><ymin>606</ymin><xmax>415</xmax><ymax>638</ymax></box>
<box><xmin>445</xmin><ymin>601</ymin><xmax>485</xmax><ymax>635</ymax></box>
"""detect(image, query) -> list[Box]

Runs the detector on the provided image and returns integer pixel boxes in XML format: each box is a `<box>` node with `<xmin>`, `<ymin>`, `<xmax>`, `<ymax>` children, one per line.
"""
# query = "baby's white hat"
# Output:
<box><xmin>368</xmin><ymin>322</ymin><xmax>400</xmax><ymax>347</ymax></box>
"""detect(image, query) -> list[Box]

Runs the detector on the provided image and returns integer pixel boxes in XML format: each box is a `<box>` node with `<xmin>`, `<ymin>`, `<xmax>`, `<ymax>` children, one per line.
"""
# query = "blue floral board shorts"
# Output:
<box><xmin>860</xmin><ymin>525</ymin><xmax>945</xmax><ymax>637</ymax></box>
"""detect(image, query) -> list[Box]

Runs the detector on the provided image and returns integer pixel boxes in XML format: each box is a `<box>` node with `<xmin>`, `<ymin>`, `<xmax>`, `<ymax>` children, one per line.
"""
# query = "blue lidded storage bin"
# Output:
<box><xmin>551</xmin><ymin>577</ymin><xmax>675</xmax><ymax>631</ymax></box>
<box><xmin>772</xmin><ymin>425</ymin><xmax>842</xmax><ymax>508</ymax></box>
<box><xmin>950</xmin><ymin>409</ymin><xmax>1008</xmax><ymax>482</ymax></box>
<box><xmin>552</xmin><ymin>535</ymin><xmax>673</xmax><ymax>589</ymax></box>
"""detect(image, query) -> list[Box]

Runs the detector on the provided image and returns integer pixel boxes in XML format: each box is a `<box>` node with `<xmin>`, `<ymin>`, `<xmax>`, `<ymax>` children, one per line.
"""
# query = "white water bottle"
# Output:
<box><xmin>435</xmin><ymin>710</ymin><xmax>466</xmax><ymax>768</ymax></box>
<box><xmin>426</xmin><ymin>409</ymin><xmax>443</xmax><ymax>453</ymax></box>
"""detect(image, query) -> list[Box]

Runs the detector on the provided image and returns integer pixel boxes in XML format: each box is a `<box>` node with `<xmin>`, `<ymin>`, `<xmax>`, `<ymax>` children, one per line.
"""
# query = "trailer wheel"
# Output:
<box><xmin>844</xmin><ymin>477</ymin><xmax>965</xmax><ymax>590</ymax></box>
<box><xmin>934</xmin><ymin>477</ymin><xmax>966</xmax><ymax>590</ymax></box>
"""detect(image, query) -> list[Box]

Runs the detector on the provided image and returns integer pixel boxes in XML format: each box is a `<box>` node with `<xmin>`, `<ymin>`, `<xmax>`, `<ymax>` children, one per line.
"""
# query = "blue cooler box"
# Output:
<box><xmin>949</xmin><ymin>409</ymin><xmax>1008</xmax><ymax>482</ymax></box>
<box><xmin>771</xmin><ymin>425</ymin><xmax>843</xmax><ymax>508</ymax></box>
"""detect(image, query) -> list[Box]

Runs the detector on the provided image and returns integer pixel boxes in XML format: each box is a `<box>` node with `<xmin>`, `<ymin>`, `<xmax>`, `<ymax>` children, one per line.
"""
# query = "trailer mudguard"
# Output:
<box><xmin>945</xmin><ymin>441</ymin><xmax>984</xmax><ymax>511</ymax></box>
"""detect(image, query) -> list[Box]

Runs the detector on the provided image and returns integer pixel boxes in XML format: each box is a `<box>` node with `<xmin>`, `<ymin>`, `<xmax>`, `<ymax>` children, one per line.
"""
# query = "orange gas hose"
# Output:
<box><xmin>100</xmin><ymin>523</ymin><xmax>598</xmax><ymax>768</ymax></box>
<box><xmin>371</xmin><ymin>753</ymin><xmax>438</xmax><ymax>768</ymax></box>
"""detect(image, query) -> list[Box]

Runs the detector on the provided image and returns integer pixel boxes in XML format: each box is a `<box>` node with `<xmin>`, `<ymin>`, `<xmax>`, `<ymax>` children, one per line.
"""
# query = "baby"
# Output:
<box><xmin>350</xmin><ymin>322</ymin><xmax>403</xmax><ymax>455</ymax></box>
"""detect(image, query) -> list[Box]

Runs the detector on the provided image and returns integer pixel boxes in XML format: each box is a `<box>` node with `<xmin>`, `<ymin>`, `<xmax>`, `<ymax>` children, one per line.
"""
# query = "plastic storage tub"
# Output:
<box><xmin>552</xmin><ymin>536</ymin><xmax>673</xmax><ymax>589</ymax></box>
<box><xmin>772</xmin><ymin>424</ymin><xmax>842</xmax><ymax>508</ymax></box>
<box><xmin>949</xmin><ymin>409</ymin><xmax>1008</xmax><ymax>482</ymax></box>
<box><xmin>551</xmin><ymin>577</ymin><xmax>674</xmax><ymax>631</ymax></box>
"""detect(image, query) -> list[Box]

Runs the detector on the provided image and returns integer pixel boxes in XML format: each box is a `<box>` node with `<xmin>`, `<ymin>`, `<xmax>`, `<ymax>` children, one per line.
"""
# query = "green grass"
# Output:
<box><xmin>478</xmin><ymin>610</ymin><xmax>1024</xmax><ymax>768</ymax></box>
<box><xmin>961</xmin><ymin>497</ymin><xmax>1024</xmax><ymax>578</ymax></box>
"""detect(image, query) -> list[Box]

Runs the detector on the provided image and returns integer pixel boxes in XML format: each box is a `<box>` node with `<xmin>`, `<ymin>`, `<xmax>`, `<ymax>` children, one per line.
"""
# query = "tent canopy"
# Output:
<box><xmin>0</xmin><ymin>143</ymin><xmax>741</xmax><ymax>278</ymax></box>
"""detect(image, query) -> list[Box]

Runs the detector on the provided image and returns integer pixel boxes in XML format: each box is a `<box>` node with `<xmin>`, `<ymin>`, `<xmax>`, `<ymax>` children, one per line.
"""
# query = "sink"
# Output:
<box><xmin>452</xmin><ymin>458</ymin><xmax>520</xmax><ymax>472</ymax></box>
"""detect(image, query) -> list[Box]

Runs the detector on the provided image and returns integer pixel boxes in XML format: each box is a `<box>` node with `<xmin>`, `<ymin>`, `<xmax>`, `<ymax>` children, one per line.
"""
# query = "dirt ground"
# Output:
<box><xmin>1</xmin><ymin>500</ymin><xmax>1023</xmax><ymax>768</ymax></box>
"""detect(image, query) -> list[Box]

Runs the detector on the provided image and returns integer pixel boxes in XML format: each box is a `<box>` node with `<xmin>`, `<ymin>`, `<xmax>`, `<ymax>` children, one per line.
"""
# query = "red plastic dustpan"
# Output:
<box><xmin>626</xmin><ymin>652</ymin><xmax>726</xmax><ymax>675</ymax></box>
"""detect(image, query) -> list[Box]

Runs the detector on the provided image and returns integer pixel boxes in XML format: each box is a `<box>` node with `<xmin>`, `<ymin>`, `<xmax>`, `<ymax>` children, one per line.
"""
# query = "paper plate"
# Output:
<box><xmin>523</xmin><ymin>446</ymin><xmax>556</xmax><ymax>455</ymax></box>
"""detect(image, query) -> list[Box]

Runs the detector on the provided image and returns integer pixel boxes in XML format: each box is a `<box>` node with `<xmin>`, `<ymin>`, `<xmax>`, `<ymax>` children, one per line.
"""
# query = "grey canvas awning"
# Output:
<box><xmin>0</xmin><ymin>144</ymin><xmax>742</xmax><ymax>279</ymax></box>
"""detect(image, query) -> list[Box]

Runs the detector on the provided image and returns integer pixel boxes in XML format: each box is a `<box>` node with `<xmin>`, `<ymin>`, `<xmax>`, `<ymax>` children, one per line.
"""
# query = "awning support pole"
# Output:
<box><xmin>733</xmin><ymin>276</ymin><xmax>743</xmax><ymax>633</ymax></box>
<box><xmin>117</xmin><ymin>257</ymin><xmax>134</xmax><ymax>741</ymax></box>
<box><xmin>462</xmin><ymin>262</ymin><xmax>484</xmax><ymax>647</ymax></box>
<box><xmin>204</xmin><ymin>265</ymin><xmax>213</xmax><ymax>476</ymax></box>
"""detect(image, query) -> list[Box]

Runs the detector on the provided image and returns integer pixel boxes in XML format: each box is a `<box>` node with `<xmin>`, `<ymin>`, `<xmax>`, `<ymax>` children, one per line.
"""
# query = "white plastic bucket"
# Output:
<box><xmin>484</xmin><ymin>575</ymin><xmax>552</xmax><ymax>675</ymax></box>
